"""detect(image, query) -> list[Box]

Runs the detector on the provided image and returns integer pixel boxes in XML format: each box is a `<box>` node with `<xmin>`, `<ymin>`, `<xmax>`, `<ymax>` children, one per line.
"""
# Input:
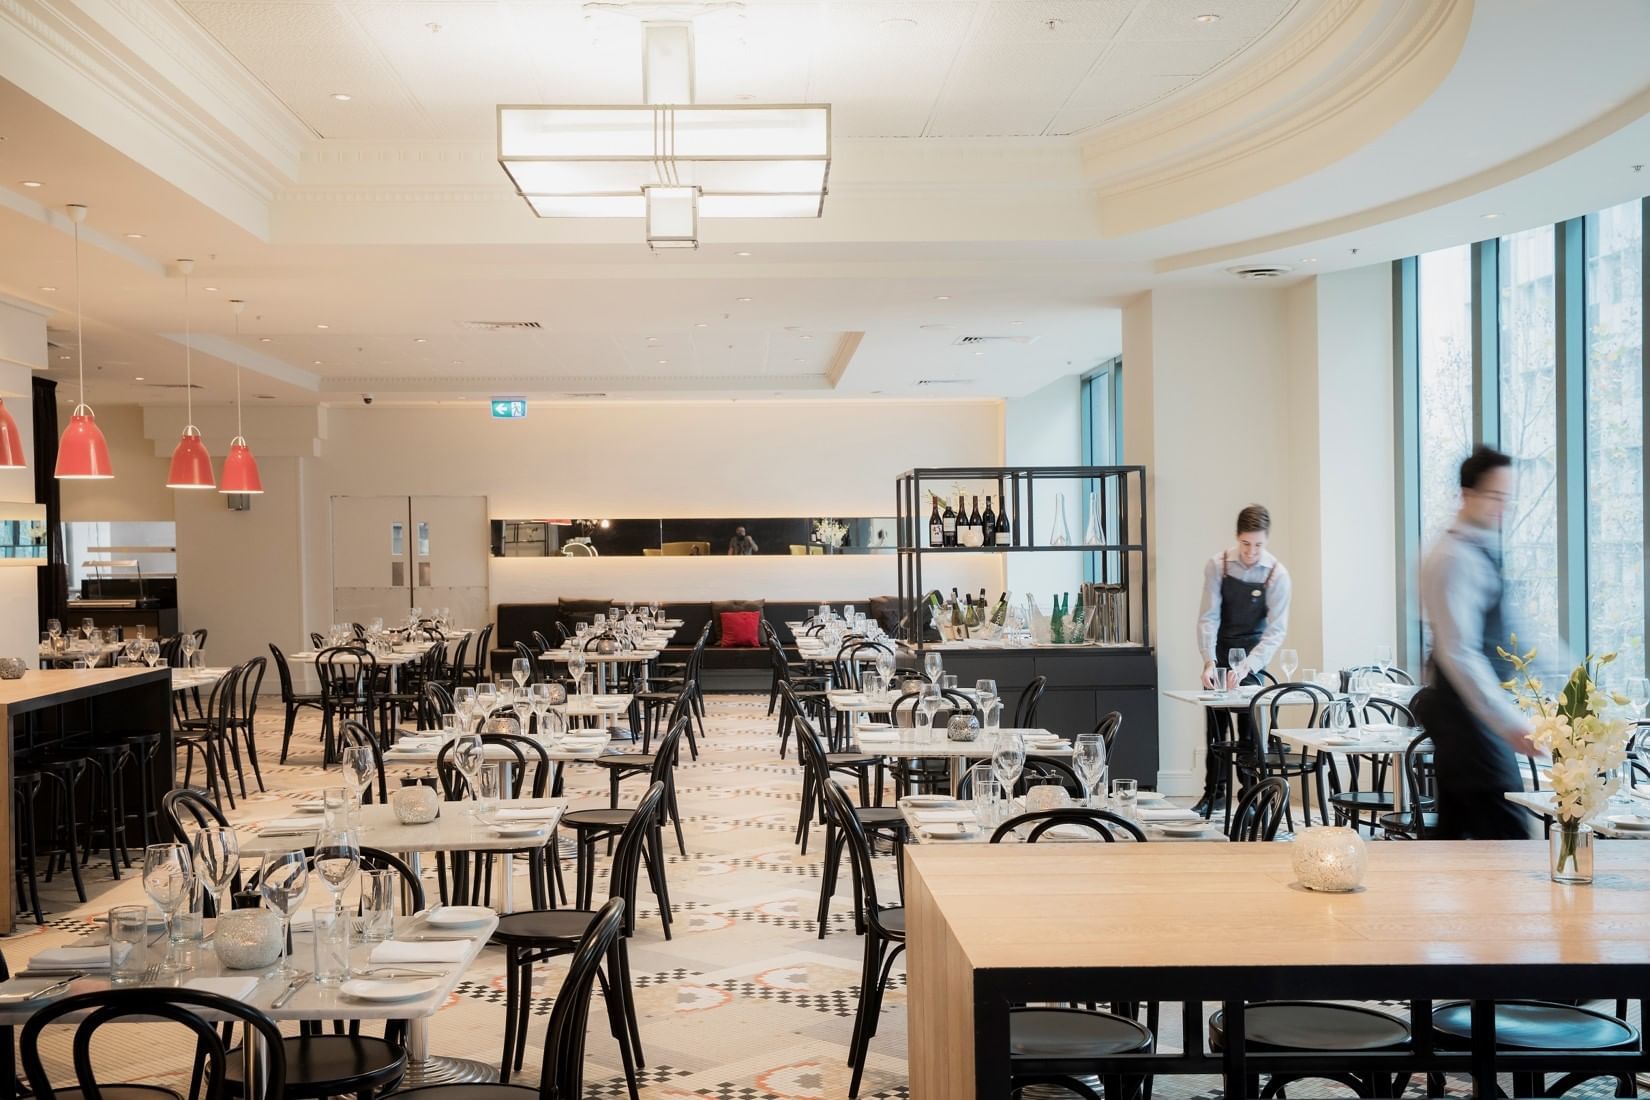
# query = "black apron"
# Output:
<box><xmin>1216</xmin><ymin>552</ymin><xmax>1274</xmax><ymax>686</ymax></box>
<box><xmin>1411</xmin><ymin>537</ymin><xmax>1527</xmax><ymax>838</ymax></box>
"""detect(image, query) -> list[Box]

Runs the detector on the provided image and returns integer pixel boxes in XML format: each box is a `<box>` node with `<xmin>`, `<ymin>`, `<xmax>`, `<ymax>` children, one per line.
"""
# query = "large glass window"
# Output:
<box><xmin>1585</xmin><ymin>201</ymin><xmax>1645</xmax><ymax>678</ymax></box>
<box><xmin>1497</xmin><ymin>226</ymin><xmax>1559</xmax><ymax>650</ymax></box>
<box><xmin>1417</xmin><ymin>245</ymin><xmax>1474</xmax><ymax>548</ymax></box>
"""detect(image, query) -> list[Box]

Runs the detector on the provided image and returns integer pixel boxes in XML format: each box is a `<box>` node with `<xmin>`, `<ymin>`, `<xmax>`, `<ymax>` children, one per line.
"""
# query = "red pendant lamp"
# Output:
<box><xmin>0</xmin><ymin>399</ymin><xmax>24</xmax><ymax>469</ymax></box>
<box><xmin>54</xmin><ymin>204</ymin><xmax>114</xmax><ymax>480</ymax></box>
<box><xmin>218</xmin><ymin>299</ymin><xmax>263</xmax><ymax>494</ymax></box>
<box><xmin>165</xmin><ymin>259</ymin><xmax>215</xmax><ymax>490</ymax></box>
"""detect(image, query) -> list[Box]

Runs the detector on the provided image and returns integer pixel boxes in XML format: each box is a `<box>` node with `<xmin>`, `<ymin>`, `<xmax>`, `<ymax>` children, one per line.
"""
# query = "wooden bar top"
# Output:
<box><xmin>0</xmin><ymin>667</ymin><xmax>170</xmax><ymax>715</ymax></box>
<box><xmin>907</xmin><ymin>840</ymin><xmax>1650</xmax><ymax>972</ymax></box>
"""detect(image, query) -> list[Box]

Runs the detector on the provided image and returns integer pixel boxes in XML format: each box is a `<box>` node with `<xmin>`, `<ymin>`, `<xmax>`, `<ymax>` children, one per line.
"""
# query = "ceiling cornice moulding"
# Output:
<box><xmin>1080</xmin><ymin>0</ymin><xmax>1471</xmax><ymax>236</ymax></box>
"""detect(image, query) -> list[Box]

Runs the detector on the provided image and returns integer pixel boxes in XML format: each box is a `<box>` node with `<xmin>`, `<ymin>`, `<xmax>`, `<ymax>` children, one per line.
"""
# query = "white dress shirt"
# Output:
<box><xmin>1196</xmin><ymin>548</ymin><xmax>1292</xmax><ymax>676</ymax></box>
<box><xmin>1418</xmin><ymin>522</ymin><xmax>1528</xmax><ymax>740</ymax></box>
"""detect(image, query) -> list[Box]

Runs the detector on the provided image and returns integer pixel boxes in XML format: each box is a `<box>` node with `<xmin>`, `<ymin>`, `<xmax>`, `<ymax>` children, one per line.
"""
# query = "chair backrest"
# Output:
<box><xmin>990</xmin><ymin>807</ymin><xmax>1146</xmax><ymax>843</ymax></box>
<box><xmin>888</xmin><ymin>686</ymin><xmax>978</xmax><ymax>728</ymax></box>
<box><xmin>162</xmin><ymin>787</ymin><xmax>232</xmax><ymax>842</ymax></box>
<box><xmin>1016</xmin><ymin>755</ymin><xmax>1083</xmax><ymax>799</ymax></box>
<box><xmin>1246</xmin><ymin>681</ymin><xmax>1334</xmax><ymax>749</ymax></box>
<box><xmin>531</xmin><ymin>630</ymin><xmax>553</xmax><ymax>654</ymax></box>
<box><xmin>817</xmin><ymin>777</ymin><xmax>900</xmax><ymax>926</ymax></box>
<box><xmin>448</xmin><ymin>634</ymin><xmax>470</xmax><ymax>680</ymax></box>
<box><xmin>246</xmin><ymin>844</ymin><xmax>425</xmax><ymax>913</ymax></box>
<box><xmin>608</xmin><ymin>782</ymin><xmax>669</xmax><ymax>922</ymax></box>
<box><xmin>649</xmin><ymin>715</ymin><xmax>690</xmax><ymax>789</ymax></box>
<box><xmin>337</xmin><ymin>719</ymin><xmax>387</xmax><ymax>804</ymax></box>
<box><xmin>234</xmin><ymin>656</ymin><xmax>266</xmax><ymax>724</ymax></box>
<box><xmin>536</xmin><ymin>896</ymin><xmax>627</xmax><ymax>1100</ymax></box>
<box><xmin>21</xmin><ymin>988</ymin><xmax>287</xmax><ymax>1100</ymax></box>
<box><xmin>512</xmin><ymin>641</ymin><xmax>541</xmax><ymax>683</ymax></box>
<box><xmin>469</xmin><ymin>623</ymin><xmax>493</xmax><ymax>680</ymax></box>
<box><xmin>422</xmin><ymin>681</ymin><xmax>454</xmax><ymax>723</ymax></box>
<box><xmin>309</xmin><ymin>632</ymin><xmax>326</xmax><ymax>649</ymax></box>
<box><xmin>268</xmin><ymin>643</ymin><xmax>301</xmax><ymax>703</ymax></box>
<box><xmin>1228</xmin><ymin>776</ymin><xmax>1290</xmax><ymax>841</ymax></box>
<box><xmin>1014</xmin><ymin>675</ymin><xmax>1048</xmax><ymax>728</ymax></box>
<box><xmin>1400</xmin><ymin>732</ymin><xmax>1437</xmax><ymax>838</ymax></box>
<box><xmin>1362</xmin><ymin>696</ymin><xmax>1417</xmax><ymax>727</ymax></box>
<box><xmin>1093</xmin><ymin>711</ymin><xmax>1123</xmax><ymax>758</ymax></box>
<box><xmin>317</xmin><ymin>646</ymin><xmax>377</xmax><ymax>709</ymax></box>
<box><xmin>202</xmin><ymin>662</ymin><xmax>244</xmax><ymax>731</ymax></box>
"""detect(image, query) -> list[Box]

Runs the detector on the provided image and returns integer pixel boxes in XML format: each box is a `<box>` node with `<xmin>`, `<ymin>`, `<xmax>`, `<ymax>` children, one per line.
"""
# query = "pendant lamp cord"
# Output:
<box><xmin>233</xmin><ymin>307</ymin><xmax>243</xmax><ymax>438</ymax></box>
<box><xmin>183</xmin><ymin>270</ymin><xmax>193</xmax><ymax>427</ymax></box>
<box><xmin>73</xmin><ymin>215</ymin><xmax>84</xmax><ymax>408</ymax></box>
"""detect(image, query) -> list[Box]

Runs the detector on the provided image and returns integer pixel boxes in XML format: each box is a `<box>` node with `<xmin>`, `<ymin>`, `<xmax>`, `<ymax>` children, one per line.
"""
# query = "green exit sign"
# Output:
<box><xmin>490</xmin><ymin>397</ymin><xmax>528</xmax><ymax>419</ymax></box>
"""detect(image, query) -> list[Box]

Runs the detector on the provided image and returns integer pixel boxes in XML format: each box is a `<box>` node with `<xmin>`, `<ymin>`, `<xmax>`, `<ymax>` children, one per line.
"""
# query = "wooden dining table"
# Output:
<box><xmin>906</xmin><ymin>840</ymin><xmax>1650</xmax><ymax>1099</ymax></box>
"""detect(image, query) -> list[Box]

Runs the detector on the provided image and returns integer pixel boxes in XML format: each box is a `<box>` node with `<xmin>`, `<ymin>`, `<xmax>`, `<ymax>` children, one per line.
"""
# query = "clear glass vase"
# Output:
<box><xmin>1082</xmin><ymin>488</ymin><xmax>1106</xmax><ymax>546</ymax></box>
<box><xmin>1048</xmin><ymin>493</ymin><xmax>1071</xmax><ymax>546</ymax></box>
<box><xmin>1550</xmin><ymin>821</ymin><xmax>1594</xmax><ymax>885</ymax></box>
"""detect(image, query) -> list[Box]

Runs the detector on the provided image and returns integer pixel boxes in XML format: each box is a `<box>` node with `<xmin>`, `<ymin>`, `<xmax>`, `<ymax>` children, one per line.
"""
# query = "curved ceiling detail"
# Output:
<box><xmin>1081</xmin><ymin>0</ymin><xmax>1472</xmax><ymax>237</ymax></box>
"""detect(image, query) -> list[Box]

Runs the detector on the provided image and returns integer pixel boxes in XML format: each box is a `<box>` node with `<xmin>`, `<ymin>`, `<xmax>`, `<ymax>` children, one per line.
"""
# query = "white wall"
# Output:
<box><xmin>1002</xmin><ymin>373</ymin><xmax>1085</xmax><ymax>606</ymax></box>
<box><xmin>0</xmin><ymin>296</ymin><xmax>46</xmax><ymax>662</ymax></box>
<box><xmin>58</xmin><ymin>405</ymin><xmax>175</xmax><ymax>522</ymax></box>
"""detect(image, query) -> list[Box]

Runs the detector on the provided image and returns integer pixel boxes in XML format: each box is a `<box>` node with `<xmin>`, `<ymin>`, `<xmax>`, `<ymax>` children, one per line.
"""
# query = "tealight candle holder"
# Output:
<box><xmin>1291</xmin><ymin>826</ymin><xmax>1368</xmax><ymax>892</ymax></box>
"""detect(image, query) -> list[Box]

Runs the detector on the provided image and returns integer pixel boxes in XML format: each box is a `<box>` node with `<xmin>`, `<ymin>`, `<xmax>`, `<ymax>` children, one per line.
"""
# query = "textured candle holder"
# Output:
<box><xmin>0</xmin><ymin>658</ymin><xmax>25</xmax><ymax>680</ymax></box>
<box><xmin>213</xmin><ymin>908</ymin><xmax>284</xmax><ymax>969</ymax></box>
<box><xmin>946</xmin><ymin>714</ymin><xmax>980</xmax><ymax>742</ymax></box>
<box><xmin>1291</xmin><ymin>826</ymin><xmax>1368</xmax><ymax>892</ymax></box>
<box><xmin>391</xmin><ymin>785</ymin><xmax>440</xmax><ymax>825</ymax></box>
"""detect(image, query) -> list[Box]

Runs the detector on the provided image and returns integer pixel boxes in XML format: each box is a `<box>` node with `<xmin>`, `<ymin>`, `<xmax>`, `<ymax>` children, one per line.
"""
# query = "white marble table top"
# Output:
<box><xmin>239</xmin><ymin>799</ymin><xmax>566</xmax><ymax>856</ymax></box>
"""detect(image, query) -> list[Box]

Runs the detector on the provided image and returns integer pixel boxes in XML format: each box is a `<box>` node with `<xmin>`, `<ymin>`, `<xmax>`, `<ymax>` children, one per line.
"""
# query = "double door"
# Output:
<box><xmin>331</xmin><ymin>496</ymin><xmax>489</xmax><ymax>629</ymax></box>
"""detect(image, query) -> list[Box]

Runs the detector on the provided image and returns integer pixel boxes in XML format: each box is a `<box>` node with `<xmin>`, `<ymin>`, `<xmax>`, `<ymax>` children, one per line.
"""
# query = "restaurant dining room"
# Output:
<box><xmin>3</xmin><ymin>0</ymin><xmax>1650</xmax><ymax>1097</ymax></box>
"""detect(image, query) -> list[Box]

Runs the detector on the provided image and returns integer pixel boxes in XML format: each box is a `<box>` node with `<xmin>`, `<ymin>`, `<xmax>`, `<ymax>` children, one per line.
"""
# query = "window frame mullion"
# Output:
<box><xmin>1555</xmin><ymin>216</ymin><xmax>1587</xmax><ymax>657</ymax></box>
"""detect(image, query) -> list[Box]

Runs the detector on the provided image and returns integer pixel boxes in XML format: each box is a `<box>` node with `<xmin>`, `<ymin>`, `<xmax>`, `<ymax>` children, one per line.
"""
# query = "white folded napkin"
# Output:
<box><xmin>495</xmin><ymin>807</ymin><xmax>560</xmax><ymax>821</ymax></box>
<box><xmin>368</xmin><ymin>940</ymin><xmax>471</xmax><ymax>964</ymax></box>
<box><xmin>909</xmin><ymin>808</ymin><xmax>977</xmax><ymax>824</ymax></box>
<box><xmin>30</xmin><ymin>945</ymin><xmax>116</xmax><ymax>970</ymax></box>
<box><xmin>258</xmin><ymin>818</ymin><xmax>320</xmax><ymax>834</ymax></box>
<box><xmin>1360</xmin><ymin>722</ymin><xmax>1399</xmax><ymax>734</ymax></box>
<box><xmin>917</xmin><ymin>821</ymin><xmax>968</xmax><ymax>838</ymax></box>
<box><xmin>1137</xmin><ymin>807</ymin><xmax>1203</xmax><ymax>823</ymax></box>
<box><xmin>186</xmin><ymin>976</ymin><xmax>259</xmax><ymax>1000</ymax></box>
<box><xmin>856</xmin><ymin>730</ymin><xmax>898</xmax><ymax>743</ymax></box>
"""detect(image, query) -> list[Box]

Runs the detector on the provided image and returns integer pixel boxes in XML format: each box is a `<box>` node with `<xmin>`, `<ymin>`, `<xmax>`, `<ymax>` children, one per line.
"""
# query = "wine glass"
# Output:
<box><xmin>340</xmin><ymin>745</ymin><xmax>375</xmax><ymax>809</ymax></box>
<box><xmin>191</xmin><ymin>827</ymin><xmax>240</xmax><ymax>928</ymax></box>
<box><xmin>142</xmin><ymin>843</ymin><xmax>194</xmax><ymax>974</ymax></box>
<box><xmin>180</xmin><ymin>633</ymin><xmax>199</xmax><ymax>669</ymax></box>
<box><xmin>46</xmin><ymin>619</ymin><xmax>61</xmax><ymax>646</ymax></box>
<box><xmin>1227</xmin><ymin>648</ymin><xmax>1247</xmax><ymax>688</ymax></box>
<box><xmin>314</xmin><ymin>825</ymin><xmax>361</xmax><ymax>910</ymax></box>
<box><xmin>144</xmin><ymin>640</ymin><xmax>162</xmax><ymax>668</ymax></box>
<box><xmin>451</xmin><ymin>732</ymin><xmax>486</xmax><ymax>814</ymax></box>
<box><xmin>567</xmin><ymin>651</ymin><xmax>587</xmax><ymax>692</ymax></box>
<box><xmin>1627</xmin><ymin>676</ymin><xmax>1649</xmax><ymax>720</ymax></box>
<box><xmin>1280</xmin><ymin>649</ymin><xmax>1299</xmax><ymax>682</ymax></box>
<box><xmin>922</xmin><ymin>651</ymin><xmax>943</xmax><ymax>685</ymax></box>
<box><xmin>991</xmin><ymin>732</ymin><xmax>1026</xmax><ymax>808</ymax></box>
<box><xmin>258</xmin><ymin>849</ymin><xmax>310</xmax><ymax>976</ymax></box>
<box><xmin>511</xmin><ymin>688</ymin><xmax>533</xmax><ymax>735</ymax></box>
<box><xmin>453</xmin><ymin>686</ymin><xmax>476</xmax><ymax>730</ymax></box>
<box><xmin>1073</xmin><ymin>733</ymin><xmax>1107</xmax><ymax>809</ymax></box>
<box><xmin>81</xmin><ymin>617</ymin><xmax>95</xmax><ymax>640</ymax></box>
<box><xmin>1375</xmin><ymin>644</ymin><xmax>1394</xmax><ymax>677</ymax></box>
<box><xmin>1348</xmin><ymin>671</ymin><xmax>1373</xmax><ymax>727</ymax></box>
<box><xmin>917</xmin><ymin>683</ymin><xmax>943</xmax><ymax>731</ymax></box>
<box><xmin>512</xmin><ymin>657</ymin><xmax>531</xmax><ymax>689</ymax></box>
<box><xmin>474</xmin><ymin>681</ymin><xmax>499</xmax><ymax>720</ymax></box>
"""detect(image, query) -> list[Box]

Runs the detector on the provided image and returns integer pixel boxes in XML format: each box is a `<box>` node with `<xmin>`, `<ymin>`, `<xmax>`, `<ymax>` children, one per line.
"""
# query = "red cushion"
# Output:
<box><xmin>718</xmin><ymin>610</ymin><xmax>761</xmax><ymax>648</ymax></box>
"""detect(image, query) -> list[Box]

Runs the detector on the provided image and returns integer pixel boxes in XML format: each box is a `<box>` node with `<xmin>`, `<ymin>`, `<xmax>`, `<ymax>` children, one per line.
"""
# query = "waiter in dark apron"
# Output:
<box><xmin>1410</xmin><ymin>446</ymin><xmax>1537</xmax><ymax>839</ymax></box>
<box><xmin>1194</xmin><ymin>504</ymin><xmax>1292</xmax><ymax>815</ymax></box>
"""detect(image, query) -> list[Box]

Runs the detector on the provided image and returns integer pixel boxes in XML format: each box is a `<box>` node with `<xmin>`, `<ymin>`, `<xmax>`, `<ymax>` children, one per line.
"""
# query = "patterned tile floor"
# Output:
<box><xmin>3</xmin><ymin>695</ymin><xmax>1636</xmax><ymax>1097</ymax></box>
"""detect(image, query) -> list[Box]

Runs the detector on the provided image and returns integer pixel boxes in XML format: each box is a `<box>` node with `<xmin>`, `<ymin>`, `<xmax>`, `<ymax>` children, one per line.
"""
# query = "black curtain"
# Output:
<box><xmin>32</xmin><ymin>377</ymin><xmax>67</xmax><ymax>630</ymax></box>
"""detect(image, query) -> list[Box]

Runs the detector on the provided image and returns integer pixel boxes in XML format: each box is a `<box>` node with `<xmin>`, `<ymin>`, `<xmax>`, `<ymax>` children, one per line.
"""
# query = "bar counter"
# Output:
<box><xmin>0</xmin><ymin>668</ymin><xmax>174</xmax><ymax>932</ymax></box>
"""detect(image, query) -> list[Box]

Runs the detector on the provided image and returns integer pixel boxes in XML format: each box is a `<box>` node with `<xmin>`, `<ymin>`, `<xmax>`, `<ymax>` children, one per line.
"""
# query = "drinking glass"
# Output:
<box><xmin>142</xmin><ymin>843</ymin><xmax>194</xmax><ymax>973</ymax></box>
<box><xmin>314</xmin><ymin>825</ymin><xmax>361</xmax><ymax>909</ymax></box>
<box><xmin>1280</xmin><ymin>649</ymin><xmax>1299</xmax><ymax>681</ymax></box>
<box><xmin>1626</xmin><ymin>677</ymin><xmax>1649</xmax><ymax>719</ymax></box>
<box><xmin>81</xmin><ymin>617</ymin><xmax>95</xmax><ymax>639</ymax></box>
<box><xmin>453</xmin><ymin>686</ymin><xmax>476</xmax><ymax>728</ymax></box>
<box><xmin>1073</xmin><ymin>734</ymin><xmax>1107</xmax><ymax>809</ymax></box>
<box><xmin>340</xmin><ymin>745</ymin><xmax>374</xmax><ymax>809</ymax></box>
<box><xmin>511</xmin><ymin>658</ymin><xmax>531</xmax><ymax>689</ymax></box>
<box><xmin>1227</xmin><ymin>648</ymin><xmax>1248</xmax><ymax>685</ymax></box>
<box><xmin>922</xmin><ymin>651</ymin><xmax>943</xmax><ymax>684</ymax></box>
<box><xmin>1209</xmin><ymin>667</ymin><xmax>1228</xmax><ymax>698</ymax></box>
<box><xmin>941</xmin><ymin>673</ymin><xmax>958</xmax><ymax>691</ymax></box>
<box><xmin>475</xmin><ymin>764</ymin><xmax>502</xmax><ymax>826</ymax></box>
<box><xmin>1330</xmin><ymin>700</ymin><xmax>1352</xmax><ymax>733</ymax></box>
<box><xmin>567</xmin><ymin>652</ymin><xmax>587</xmax><ymax>691</ymax></box>
<box><xmin>360</xmin><ymin>869</ymin><xmax>396</xmax><ymax>943</ymax></box>
<box><xmin>972</xmin><ymin>774</ymin><xmax>1001</xmax><ymax>829</ymax></box>
<box><xmin>258</xmin><ymin>849</ymin><xmax>310</xmax><ymax>976</ymax></box>
<box><xmin>512</xmin><ymin>692</ymin><xmax>533</xmax><ymax>735</ymax></box>
<box><xmin>181</xmin><ymin>633</ymin><xmax>199</xmax><ymax>669</ymax></box>
<box><xmin>474</xmin><ymin>681</ymin><xmax>499</xmax><ymax>718</ymax></box>
<box><xmin>974</xmin><ymin>678</ymin><xmax>998</xmax><ymax>702</ymax></box>
<box><xmin>983</xmin><ymin>699</ymin><xmax>1003</xmax><ymax>732</ymax></box>
<box><xmin>992</xmin><ymin>731</ymin><xmax>1026</xmax><ymax>805</ymax></box>
<box><xmin>109</xmin><ymin>905</ymin><xmax>149</xmax><ymax>985</ymax></box>
<box><xmin>1375</xmin><ymin>644</ymin><xmax>1394</xmax><ymax>676</ymax></box>
<box><xmin>312</xmin><ymin>906</ymin><xmax>351</xmax><ymax>986</ymax></box>
<box><xmin>145</xmin><ymin>640</ymin><xmax>162</xmax><ymax>667</ymax></box>
<box><xmin>440</xmin><ymin>712</ymin><xmax>461</xmax><ymax>742</ymax></box>
<box><xmin>1110</xmin><ymin>778</ymin><xmax>1139</xmax><ymax>821</ymax></box>
<box><xmin>191</xmin><ymin>826</ymin><xmax>240</xmax><ymax>926</ymax></box>
<box><xmin>46</xmin><ymin>619</ymin><xmax>61</xmax><ymax>644</ymax></box>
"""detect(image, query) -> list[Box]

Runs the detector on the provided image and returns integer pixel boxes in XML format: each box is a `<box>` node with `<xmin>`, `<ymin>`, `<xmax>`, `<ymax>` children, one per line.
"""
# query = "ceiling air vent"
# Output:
<box><xmin>457</xmin><ymin>320</ymin><xmax>543</xmax><ymax>331</ymax></box>
<box><xmin>917</xmin><ymin>378</ymin><xmax>973</xmax><ymax>386</ymax></box>
<box><xmin>144</xmin><ymin>382</ymin><xmax>205</xmax><ymax>390</ymax></box>
<box><xmin>1227</xmin><ymin>264</ymin><xmax>1293</xmax><ymax>280</ymax></box>
<box><xmin>953</xmin><ymin>335</ymin><xmax>1038</xmax><ymax>346</ymax></box>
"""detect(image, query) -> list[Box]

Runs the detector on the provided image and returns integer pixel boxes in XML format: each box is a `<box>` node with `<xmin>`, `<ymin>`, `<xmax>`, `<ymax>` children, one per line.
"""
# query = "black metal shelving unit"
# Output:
<box><xmin>894</xmin><ymin>465</ymin><xmax>1151</xmax><ymax>651</ymax></box>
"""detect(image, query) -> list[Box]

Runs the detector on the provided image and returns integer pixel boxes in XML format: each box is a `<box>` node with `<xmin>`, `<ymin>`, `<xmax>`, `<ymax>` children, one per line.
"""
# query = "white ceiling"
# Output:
<box><xmin>178</xmin><ymin>0</ymin><xmax>1313</xmax><ymax>141</ymax></box>
<box><xmin>1</xmin><ymin>0</ymin><xmax>1649</xmax><ymax>409</ymax></box>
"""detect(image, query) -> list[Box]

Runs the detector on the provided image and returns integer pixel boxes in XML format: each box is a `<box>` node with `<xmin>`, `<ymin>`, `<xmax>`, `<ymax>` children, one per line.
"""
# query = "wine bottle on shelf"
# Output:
<box><xmin>928</xmin><ymin>496</ymin><xmax>944</xmax><ymax>547</ymax></box>
<box><xmin>957</xmin><ymin>493</ymin><xmax>974</xmax><ymax>547</ymax></box>
<box><xmin>981</xmin><ymin>496</ymin><xmax>996</xmax><ymax>545</ymax></box>
<box><xmin>994</xmin><ymin>499</ymin><xmax>1012</xmax><ymax>546</ymax></box>
<box><xmin>969</xmin><ymin>496</ymin><xmax>983</xmax><ymax>546</ymax></box>
<box><xmin>941</xmin><ymin>497</ymin><xmax>958</xmax><ymax>546</ymax></box>
<box><xmin>991</xmin><ymin>591</ymin><xmax>1010</xmax><ymax>627</ymax></box>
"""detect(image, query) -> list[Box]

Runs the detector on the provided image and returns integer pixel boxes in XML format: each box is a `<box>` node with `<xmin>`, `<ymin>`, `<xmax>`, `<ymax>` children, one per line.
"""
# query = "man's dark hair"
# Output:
<box><xmin>1236</xmin><ymin>504</ymin><xmax>1270</xmax><ymax>536</ymax></box>
<box><xmin>1459</xmin><ymin>445</ymin><xmax>1512</xmax><ymax>490</ymax></box>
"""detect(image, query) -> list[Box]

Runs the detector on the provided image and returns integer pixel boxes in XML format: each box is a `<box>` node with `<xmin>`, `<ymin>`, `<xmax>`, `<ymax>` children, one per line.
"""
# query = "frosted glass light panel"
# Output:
<box><xmin>646</xmin><ymin>186</ymin><xmax>698</xmax><ymax>250</ymax></box>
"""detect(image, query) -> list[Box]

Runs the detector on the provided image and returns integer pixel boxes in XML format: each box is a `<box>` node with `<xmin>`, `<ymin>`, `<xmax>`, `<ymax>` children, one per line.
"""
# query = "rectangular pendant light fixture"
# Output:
<box><xmin>645</xmin><ymin>185</ymin><xmax>700</xmax><ymax>250</ymax></box>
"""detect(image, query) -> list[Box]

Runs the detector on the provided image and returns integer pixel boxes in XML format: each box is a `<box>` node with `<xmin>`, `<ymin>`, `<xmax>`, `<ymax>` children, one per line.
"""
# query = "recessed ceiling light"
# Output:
<box><xmin>452</xmin><ymin>360</ymin><xmax>462</xmax><ymax>366</ymax></box>
<box><xmin>974</xmin><ymin>350</ymin><xmax>986</xmax><ymax>357</ymax></box>
<box><xmin>312</xmin><ymin>360</ymin><xmax>323</xmax><ymax>365</ymax></box>
<box><xmin>1194</xmin><ymin>13</ymin><xmax>1221</xmax><ymax>24</ymax></box>
<box><xmin>792</xmin><ymin>357</ymin><xmax>804</xmax><ymax>363</ymax></box>
<box><xmin>124</xmin><ymin>233</ymin><xmax>144</xmax><ymax>239</ymax></box>
<box><xmin>800</xmin><ymin>334</ymin><xmax>813</xmax><ymax>340</ymax></box>
<box><xmin>736</xmin><ymin>297</ymin><xmax>752</xmax><ymax>303</ymax></box>
<box><xmin>881</xmin><ymin>17</ymin><xmax>917</xmax><ymax>30</ymax></box>
<box><xmin>934</xmin><ymin>295</ymin><xmax>951</xmax><ymax>301</ymax></box>
<box><xmin>256</xmin><ymin>394</ymin><xmax>275</xmax><ymax>400</ymax></box>
<box><xmin>39</xmin><ymin>286</ymin><xmax>55</xmax><ymax>292</ymax></box>
<box><xmin>19</xmin><ymin>181</ymin><xmax>42</xmax><ymax>188</ymax></box>
<box><xmin>259</xmin><ymin>337</ymin><xmax>272</xmax><ymax>342</ymax></box>
<box><xmin>135</xmin><ymin>376</ymin><xmax>145</xmax><ymax>381</ymax></box>
<box><xmin>1010</xmin><ymin>320</ymin><xmax>1024</xmax><ymax>326</ymax></box>
<box><xmin>733</xmin><ymin>93</ymin><xmax>755</xmax><ymax>102</ymax></box>
<box><xmin>694</xmin><ymin>322</ymin><xmax>708</xmax><ymax>328</ymax></box>
<box><xmin>204</xmin><ymin>286</ymin><xmax>219</xmax><ymax>292</ymax></box>
<box><xmin>1299</xmin><ymin>257</ymin><xmax>1318</xmax><ymax>264</ymax></box>
<box><xmin>316</xmin><ymin>323</ymin><xmax>329</xmax><ymax>329</ymax></box>
<box><xmin>1482</xmin><ymin>212</ymin><xmax>1502</xmax><ymax>220</ymax></box>
<box><xmin>331</xmin><ymin>92</ymin><xmax>353</xmax><ymax>101</ymax></box>
<box><xmin>735</xmin><ymin>251</ymin><xmax>752</xmax><ymax>257</ymax></box>
<box><xmin>656</xmin><ymin>359</ymin><xmax>668</xmax><ymax>365</ymax></box>
<box><xmin>58</xmin><ymin>354</ymin><xmax>69</xmax><ymax>360</ymax></box>
<box><xmin>414</xmin><ymin>338</ymin><xmax>426</xmax><ymax>343</ymax></box>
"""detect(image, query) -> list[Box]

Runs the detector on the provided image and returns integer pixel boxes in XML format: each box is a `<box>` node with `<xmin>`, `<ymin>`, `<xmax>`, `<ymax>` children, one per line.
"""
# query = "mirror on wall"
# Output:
<box><xmin>491</xmin><ymin>517</ymin><xmax>898</xmax><ymax>558</ymax></box>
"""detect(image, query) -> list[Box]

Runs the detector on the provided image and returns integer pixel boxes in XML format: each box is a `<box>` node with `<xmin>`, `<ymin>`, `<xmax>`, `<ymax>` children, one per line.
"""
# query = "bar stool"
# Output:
<box><xmin>75</xmin><ymin>741</ymin><xmax>137</xmax><ymax>879</ymax></box>
<box><xmin>12</xmin><ymin>770</ymin><xmax>46</xmax><ymax>924</ymax></box>
<box><xmin>119</xmin><ymin>732</ymin><xmax>170</xmax><ymax>848</ymax></box>
<box><xmin>21</xmin><ymin>755</ymin><xmax>88</xmax><ymax>903</ymax></box>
